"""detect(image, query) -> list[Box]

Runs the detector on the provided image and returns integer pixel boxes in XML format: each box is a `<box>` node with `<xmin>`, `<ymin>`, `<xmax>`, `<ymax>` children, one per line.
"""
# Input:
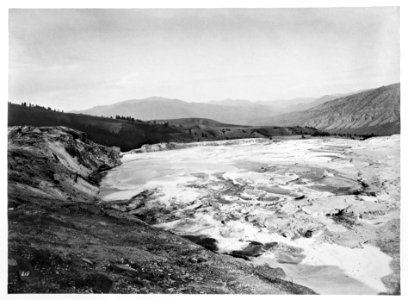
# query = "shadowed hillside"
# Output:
<box><xmin>267</xmin><ymin>83</ymin><xmax>400</xmax><ymax>135</ymax></box>
<box><xmin>8</xmin><ymin>103</ymin><xmax>189</xmax><ymax>151</ymax></box>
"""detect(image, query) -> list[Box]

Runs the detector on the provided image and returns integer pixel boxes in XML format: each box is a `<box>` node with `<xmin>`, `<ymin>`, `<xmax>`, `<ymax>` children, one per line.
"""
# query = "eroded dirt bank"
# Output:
<box><xmin>100</xmin><ymin>136</ymin><xmax>400</xmax><ymax>295</ymax></box>
<box><xmin>8</xmin><ymin>126</ymin><xmax>315</xmax><ymax>294</ymax></box>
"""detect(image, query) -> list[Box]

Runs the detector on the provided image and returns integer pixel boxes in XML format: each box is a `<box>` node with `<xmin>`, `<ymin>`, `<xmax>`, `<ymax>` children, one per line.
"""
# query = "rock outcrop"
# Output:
<box><xmin>8</xmin><ymin>126</ymin><xmax>121</xmax><ymax>202</ymax></box>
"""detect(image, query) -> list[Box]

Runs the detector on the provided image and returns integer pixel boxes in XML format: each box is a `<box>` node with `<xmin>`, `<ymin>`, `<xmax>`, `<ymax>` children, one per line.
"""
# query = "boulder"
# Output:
<box><xmin>182</xmin><ymin>235</ymin><xmax>218</xmax><ymax>252</ymax></box>
<box><xmin>255</xmin><ymin>264</ymin><xmax>286</xmax><ymax>280</ymax></box>
<box><xmin>229</xmin><ymin>241</ymin><xmax>265</xmax><ymax>259</ymax></box>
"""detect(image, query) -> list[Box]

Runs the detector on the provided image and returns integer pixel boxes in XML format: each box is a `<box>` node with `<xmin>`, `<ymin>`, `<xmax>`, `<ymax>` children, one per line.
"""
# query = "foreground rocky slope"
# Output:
<box><xmin>8</xmin><ymin>126</ymin><xmax>315</xmax><ymax>294</ymax></box>
<box><xmin>269</xmin><ymin>83</ymin><xmax>400</xmax><ymax>135</ymax></box>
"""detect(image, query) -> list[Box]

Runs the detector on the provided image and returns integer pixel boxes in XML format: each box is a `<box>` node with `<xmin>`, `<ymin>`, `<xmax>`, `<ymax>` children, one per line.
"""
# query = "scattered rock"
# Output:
<box><xmin>229</xmin><ymin>252</ymin><xmax>250</xmax><ymax>260</ymax></box>
<box><xmin>358</xmin><ymin>179</ymin><xmax>369</xmax><ymax>188</ymax></box>
<box><xmin>328</xmin><ymin>208</ymin><xmax>357</xmax><ymax>227</ymax></box>
<box><xmin>182</xmin><ymin>235</ymin><xmax>218</xmax><ymax>252</ymax></box>
<box><xmin>281</xmin><ymin>231</ymin><xmax>293</xmax><ymax>239</ymax></box>
<box><xmin>229</xmin><ymin>241</ymin><xmax>265</xmax><ymax>259</ymax></box>
<box><xmin>255</xmin><ymin>264</ymin><xmax>286</xmax><ymax>280</ymax></box>
<box><xmin>364</xmin><ymin>191</ymin><xmax>377</xmax><ymax>197</ymax></box>
<box><xmin>8</xmin><ymin>258</ymin><xmax>18</xmax><ymax>266</ymax></box>
<box><xmin>189</xmin><ymin>257</ymin><xmax>198</xmax><ymax>264</ymax></box>
<box><xmin>196</xmin><ymin>256</ymin><xmax>208</xmax><ymax>263</ymax></box>
<box><xmin>263</xmin><ymin>242</ymin><xmax>278</xmax><ymax>251</ymax></box>
<box><xmin>304</xmin><ymin>230</ymin><xmax>313</xmax><ymax>238</ymax></box>
<box><xmin>294</xmin><ymin>195</ymin><xmax>305</xmax><ymax>200</ymax></box>
<box><xmin>188</xmin><ymin>255</ymin><xmax>207</xmax><ymax>264</ymax></box>
<box><xmin>81</xmin><ymin>258</ymin><xmax>94</xmax><ymax>265</ymax></box>
<box><xmin>109</xmin><ymin>264</ymin><xmax>141</xmax><ymax>278</ymax></box>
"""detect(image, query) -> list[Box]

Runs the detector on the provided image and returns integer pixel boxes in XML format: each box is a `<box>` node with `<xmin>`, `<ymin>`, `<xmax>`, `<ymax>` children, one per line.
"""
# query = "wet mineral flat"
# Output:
<box><xmin>100</xmin><ymin>136</ymin><xmax>400</xmax><ymax>294</ymax></box>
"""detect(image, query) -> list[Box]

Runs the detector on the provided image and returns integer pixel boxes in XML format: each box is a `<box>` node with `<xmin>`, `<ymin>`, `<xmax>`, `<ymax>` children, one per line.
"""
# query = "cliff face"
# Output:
<box><xmin>8</xmin><ymin>126</ymin><xmax>121</xmax><ymax>202</ymax></box>
<box><xmin>8</xmin><ymin>126</ymin><xmax>315</xmax><ymax>294</ymax></box>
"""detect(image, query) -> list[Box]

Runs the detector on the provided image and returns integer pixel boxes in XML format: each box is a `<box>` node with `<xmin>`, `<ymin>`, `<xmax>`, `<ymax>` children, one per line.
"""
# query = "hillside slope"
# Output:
<box><xmin>151</xmin><ymin>118</ymin><xmax>323</xmax><ymax>140</ymax></box>
<box><xmin>152</xmin><ymin>117</ymin><xmax>240</xmax><ymax>128</ymax></box>
<box><xmin>268</xmin><ymin>83</ymin><xmax>400</xmax><ymax>135</ymax></box>
<box><xmin>253</xmin><ymin>94</ymin><xmax>345</xmax><ymax>119</ymax></box>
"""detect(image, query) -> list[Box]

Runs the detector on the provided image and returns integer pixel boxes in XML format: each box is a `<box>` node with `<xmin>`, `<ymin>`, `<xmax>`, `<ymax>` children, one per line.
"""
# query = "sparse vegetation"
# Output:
<box><xmin>115</xmin><ymin>115</ymin><xmax>143</xmax><ymax>123</ymax></box>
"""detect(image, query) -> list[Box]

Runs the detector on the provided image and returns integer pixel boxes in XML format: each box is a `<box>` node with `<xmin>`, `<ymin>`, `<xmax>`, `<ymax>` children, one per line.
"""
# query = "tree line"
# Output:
<box><xmin>17</xmin><ymin>102</ymin><xmax>64</xmax><ymax>113</ymax></box>
<box><xmin>114</xmin><ymin>115</ymin><xmax>145</xmax><ymax>123</ymax></box>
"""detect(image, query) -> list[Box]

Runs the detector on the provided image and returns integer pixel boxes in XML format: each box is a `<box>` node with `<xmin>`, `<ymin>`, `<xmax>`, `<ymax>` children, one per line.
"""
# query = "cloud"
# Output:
<box><xmin>115</xmin><ymin>72</ymin><xmax>140</xmax><ymax>87</ymax></box>
<box><xmin>8</xmin><ymin>8</ymin><xmax>399</xmax><ymax>110</ymax></box>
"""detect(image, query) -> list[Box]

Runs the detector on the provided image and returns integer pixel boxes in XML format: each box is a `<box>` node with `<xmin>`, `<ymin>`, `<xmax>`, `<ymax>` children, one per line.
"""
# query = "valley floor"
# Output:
<box><xmin>100</xmin><ymin>136</ymin><xmax>400</xmax><ymax>294</ymax></box>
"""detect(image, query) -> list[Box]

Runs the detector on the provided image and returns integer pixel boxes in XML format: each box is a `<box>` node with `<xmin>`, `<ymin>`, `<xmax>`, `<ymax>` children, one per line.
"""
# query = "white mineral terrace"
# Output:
<box><xmin>100</xmin><ymin>136</ymin><xmax>400</xmax><ymax>294</ymax></box>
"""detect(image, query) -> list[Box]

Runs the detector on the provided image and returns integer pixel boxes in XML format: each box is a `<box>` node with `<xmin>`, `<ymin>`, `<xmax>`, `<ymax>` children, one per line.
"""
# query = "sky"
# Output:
<box><xmin>8</xmin><ymin>8</ymin><xmax>400</xmax><ymax>111</ymax></box>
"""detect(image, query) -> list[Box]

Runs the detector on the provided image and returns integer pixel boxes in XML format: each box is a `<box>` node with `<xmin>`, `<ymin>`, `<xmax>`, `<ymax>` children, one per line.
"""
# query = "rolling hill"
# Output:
<box><xmin>151</xmin><ymin>117</ymin><xmax>241</xmax><ymax>128</ymax></box>
<box><xmin>151</xmin><ymin>117</ymin><xmax>322</xmax><ymax>140</ymax></box>
<box><xmin>266</xmin><ymin>83</ymin><xmax>400</xmax><ymax>135</ymax></box>
<box><xmin>9</xmin><ymin>104</ymin><xmax>325</xmax><ymax>151</ymax></box>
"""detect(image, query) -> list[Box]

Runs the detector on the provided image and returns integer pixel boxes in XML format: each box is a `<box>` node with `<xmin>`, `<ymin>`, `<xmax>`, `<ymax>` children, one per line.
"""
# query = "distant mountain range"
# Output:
<box><xmin>74</xmin><ymin>97</ymin><xmax>278</xmax><ymax>125</ymax></box>
<box><xmin>74</xmin><ymin>83</ymin><xmax>400</xmax><ymax>135</ymax></box>
<box><xmin>75</xmin><ymin>94</ymin><xmax>350</xmax><ymax>125</ymax></box>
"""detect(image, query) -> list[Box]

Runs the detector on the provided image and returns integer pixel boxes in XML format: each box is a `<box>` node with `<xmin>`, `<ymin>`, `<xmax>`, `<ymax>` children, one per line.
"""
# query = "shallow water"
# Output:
<box><xmin>100</xmin><ymin>137</ymin><xmax>400</xmax><ymax>294</ymax></box>
<box><xmin>253</xmin><ymin>258</ymin><xmax>378</xmax><ymax>294</ymax></box>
